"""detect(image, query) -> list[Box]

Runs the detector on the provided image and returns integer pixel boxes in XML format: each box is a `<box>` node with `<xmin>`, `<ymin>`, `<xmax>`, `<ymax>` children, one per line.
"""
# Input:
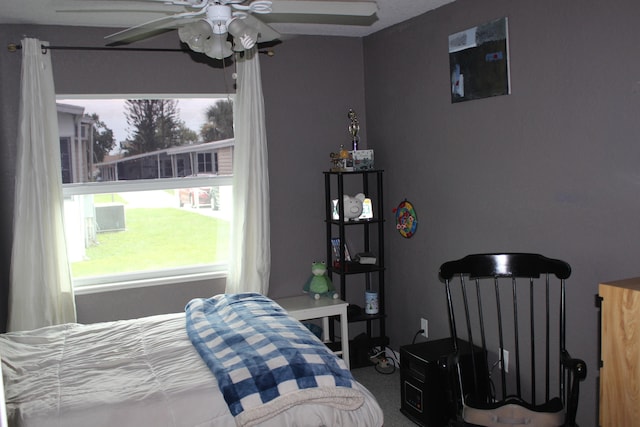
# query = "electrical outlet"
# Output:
<box><xmin>499</xmin><ymin>348</ymin><xmax>509</xmax><ymax>373</ymax></box>
<box><xmin>420</xmin><ymin>318</ymin><xmax>428</xmax><ymax>338</ymax></box>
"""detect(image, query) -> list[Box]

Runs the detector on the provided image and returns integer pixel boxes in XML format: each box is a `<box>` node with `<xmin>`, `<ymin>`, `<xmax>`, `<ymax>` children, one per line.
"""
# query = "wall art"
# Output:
<box><xmin>449</xmin><ymin>17</ymin><xmax>510</xmax><ymax>103</ymax></box>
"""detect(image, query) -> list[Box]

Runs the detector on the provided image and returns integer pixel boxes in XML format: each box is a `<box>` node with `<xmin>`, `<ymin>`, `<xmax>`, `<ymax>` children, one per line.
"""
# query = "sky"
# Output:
<box><xmin>57</xmin><ymin>96</ymin><xmax>228</xmax><ymax>145</ymax></box>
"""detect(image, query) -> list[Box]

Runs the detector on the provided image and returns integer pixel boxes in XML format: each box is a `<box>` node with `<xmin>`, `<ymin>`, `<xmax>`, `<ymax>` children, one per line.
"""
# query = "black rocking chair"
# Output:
<box><xmin>439</xmin><ymin>253</ymin><xmax>587</xmax><ymax>427</ymax></box>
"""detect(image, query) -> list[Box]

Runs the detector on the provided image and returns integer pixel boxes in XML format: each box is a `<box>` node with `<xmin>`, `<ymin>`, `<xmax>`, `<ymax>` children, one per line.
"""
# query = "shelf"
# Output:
<box><xmin>326</xmin><ymin>218</ymin><xmax>384</xmax><ymax>226</ymax></box>
<box><xmin>325</xmin><ymin>335</ymin><xmax>390</xmax><ymax>368</ymax></box>
<box><xmin>347</xmin><ymin>311</ymin><xmax>387</xmax><ymax>323</ymax></box>
<box><xmin>350</xmin><ymin>334</ymin><xmax>390</xmax><ymax>368</ymax></box>
<box><xmin>324</xmin><ymin>169</ymin><xmax>386</xmax><ymax>368</ymax></box>
<box><xmin>329</xmin><ymin>262</ymin><xmax>384</xmax><ymax>275</ymax></box>
<box><xmin>324</xmin><ymin>169</ymin><xmax>384</xmax><ymax>176</ymax></box>
<box><xmin>351</xmin><ymin>312</ymin><xmax>386</xmax><ymax>323</ymax></box>
<box><xmin>350</xmin><ymin>333</ymin><xmax>389</xmax><ymax>349</ymax></box>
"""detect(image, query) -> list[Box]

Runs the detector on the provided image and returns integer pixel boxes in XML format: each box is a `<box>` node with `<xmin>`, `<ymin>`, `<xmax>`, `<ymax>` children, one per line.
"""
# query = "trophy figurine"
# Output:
<box><xmin>348</xmin><ymin>109</ymin><xmax>360</xmax><ymax>151</ymax></box>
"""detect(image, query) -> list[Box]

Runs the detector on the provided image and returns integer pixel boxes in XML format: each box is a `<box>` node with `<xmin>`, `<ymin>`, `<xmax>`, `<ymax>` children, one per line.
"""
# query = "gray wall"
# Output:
<box><xmin>364</xmin><ymin>0</ymin><xmax>640</xmax><ymax>425</ymax></box>
<box><xmin>75</xmin><ymin>279</ymin><xmax>226</xmax><ymax>323</ymax></box>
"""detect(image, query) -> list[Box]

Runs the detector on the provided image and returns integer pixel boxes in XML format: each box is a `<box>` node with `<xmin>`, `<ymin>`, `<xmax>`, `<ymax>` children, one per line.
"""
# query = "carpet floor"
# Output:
<box><xmin>351</xmin><ymin>365</ymin><xmax>418</xmax><ymax>426</ymax></box>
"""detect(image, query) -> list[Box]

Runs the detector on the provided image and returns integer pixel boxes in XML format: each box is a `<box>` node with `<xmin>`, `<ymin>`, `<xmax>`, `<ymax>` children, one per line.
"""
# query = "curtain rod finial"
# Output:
<box><xmin>7</xmin><ymin>43</ymin><xmax>20</xmax><ymax>53</ymax></box>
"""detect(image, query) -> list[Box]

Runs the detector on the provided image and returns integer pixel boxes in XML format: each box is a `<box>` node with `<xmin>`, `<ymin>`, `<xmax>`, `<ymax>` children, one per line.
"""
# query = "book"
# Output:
<box><xmin>331</xmin><ymin>237</ymin><xmax>351</xmax><ymax>262</ymax></box>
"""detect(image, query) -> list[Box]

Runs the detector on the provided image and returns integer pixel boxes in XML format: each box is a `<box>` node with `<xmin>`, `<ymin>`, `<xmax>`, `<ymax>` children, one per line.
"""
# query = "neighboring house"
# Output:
<box><xmin>57</xmin><ymin>103</ymin><xmax>95</xmax><ymax>183</ymax></box>
<box><xmin>95</xmin><ymin>138</ymin><xmax>234</xmax><ymax>181</ymax></box>
<box><xmin>57</xmin><ymin>102</ymin><xmax>234</xmax><ymax>182</ymax></box>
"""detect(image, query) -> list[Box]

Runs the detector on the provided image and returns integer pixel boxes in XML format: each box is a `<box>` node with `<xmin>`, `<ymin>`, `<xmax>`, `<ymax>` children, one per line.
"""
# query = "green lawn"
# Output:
<box><xmin>94</xmin><ymin>193</ymin><xmax>127</xmax><ymax>204</ymax></box>
<box><xmin>71</xmin><ymin>207</ymin><xmax>230</xmax><ymax>277</ymax></box>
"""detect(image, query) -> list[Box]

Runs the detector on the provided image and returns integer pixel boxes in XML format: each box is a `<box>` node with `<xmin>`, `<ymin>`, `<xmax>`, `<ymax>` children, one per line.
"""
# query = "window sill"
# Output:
<box><xmin>73</xmin><ymin>270</ymin><xmax>228</xmax><ymax>295</ymax></box>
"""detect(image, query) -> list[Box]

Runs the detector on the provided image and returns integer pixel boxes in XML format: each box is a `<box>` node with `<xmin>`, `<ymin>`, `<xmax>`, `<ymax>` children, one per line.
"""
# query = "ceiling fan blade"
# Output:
<box><xmin>270</xmin><ymin>1</ymin><xmax>377</xmax><ymax>16</ymax></box>
<box><xmin>55</xmin><ymin>0</ymin><xmax>201</xmax><ymax>5</ymax></box>
<box><xmin>105</xmin><ymin>10</ymin><xmax>203</xmax><ymax>45</ymax></box>
<box><xmin>56</xmin><ymin>1</ymin><xmax>182</xmax><ymax>14</ymax></box>
<box><xmin>57</xmin><ymin>7</ymin><xmax>180</xmax><ymax>15</ymax></box>
<box><xmin>242</xmin><ymin>14</ymin><xmax>281</xmax><ymax>42</ymax></box>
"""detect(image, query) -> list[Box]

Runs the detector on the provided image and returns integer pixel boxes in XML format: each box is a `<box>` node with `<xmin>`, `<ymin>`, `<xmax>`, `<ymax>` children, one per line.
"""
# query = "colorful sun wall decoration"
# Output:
<box><xmin>394</xmin><ymin>200</ymin><xmax>418</xmax><ymax>238</ymax></box>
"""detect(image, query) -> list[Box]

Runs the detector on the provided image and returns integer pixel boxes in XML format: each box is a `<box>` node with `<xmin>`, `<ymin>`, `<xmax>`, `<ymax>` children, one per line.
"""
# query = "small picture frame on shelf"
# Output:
<box><xmin>351</xmin><ymin>149</ymin><xmax>374</xmax><ymax>171</ymax></box>
<box><xmin>331</xmin><ymin>237</ymin><xmax>352</xmax><ymax>263</ymax></box>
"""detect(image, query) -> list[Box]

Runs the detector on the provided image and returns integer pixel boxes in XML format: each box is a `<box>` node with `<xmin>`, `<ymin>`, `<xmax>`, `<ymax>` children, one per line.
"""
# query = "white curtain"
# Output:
<box><xmin>8</xmin><ymin>38</ymin><xmax>76</xmax><ymax>332</ymax></box>
<box><xmin>226</xmin><ymin>47</ymin><xmax>271</xmax><ymax>295</ymax></box>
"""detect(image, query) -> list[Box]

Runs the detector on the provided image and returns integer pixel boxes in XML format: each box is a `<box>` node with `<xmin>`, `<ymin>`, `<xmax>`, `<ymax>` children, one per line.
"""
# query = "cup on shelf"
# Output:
<box><xmin>365</xmin><ymin>291</ymin><xmax>379</xmax><ymax>314</ymax></box>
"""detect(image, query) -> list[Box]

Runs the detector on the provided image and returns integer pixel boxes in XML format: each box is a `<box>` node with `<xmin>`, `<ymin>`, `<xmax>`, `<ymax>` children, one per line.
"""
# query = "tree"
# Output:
<box><xmin>89</xmin><ymin>113</ymin><xmax>115</xmax><ymax>163</ymax></box>
<box><xmin>178</xmin><ymin>122</ymin><xmax>198</xmax><ymax>145</ymax></box>
<box><xmin>122</xmin><ymin>99</ymin><xmax>183</xmax><ymax>155</ymax></box>
<box><xmin>200</xmin><ymin>99</ymin><xmax>234</xmax><ymax>142</ymax></box>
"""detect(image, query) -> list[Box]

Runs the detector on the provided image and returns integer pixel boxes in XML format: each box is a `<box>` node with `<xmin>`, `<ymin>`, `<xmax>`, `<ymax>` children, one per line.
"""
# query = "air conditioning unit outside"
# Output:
<box><xmin>95</xmin><ymin>203</ymin><xmax>126</xmax><ymax>232</ymax></box>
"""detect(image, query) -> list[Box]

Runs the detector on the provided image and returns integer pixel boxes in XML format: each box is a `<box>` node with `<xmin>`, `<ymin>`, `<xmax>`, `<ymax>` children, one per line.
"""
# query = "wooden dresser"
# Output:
<box><xmin>599</xmin><ymin>278</ymin><xmax>640</xmax><ymax>426</ymax></box>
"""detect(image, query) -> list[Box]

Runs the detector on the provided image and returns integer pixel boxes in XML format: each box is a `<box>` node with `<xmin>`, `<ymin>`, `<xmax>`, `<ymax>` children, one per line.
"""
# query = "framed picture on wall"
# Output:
<box><xmin>449</xmin><ymin>17</ymin><xmax>511</xmax><ymax>103</ymax></box>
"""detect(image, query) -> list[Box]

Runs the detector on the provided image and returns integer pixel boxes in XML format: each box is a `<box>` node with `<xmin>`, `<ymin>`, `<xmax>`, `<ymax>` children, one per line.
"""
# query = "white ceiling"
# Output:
<box><xmin>0</xmin><ymin>0</ymin><xmax>455</xmax><ymax>38</ymax></box>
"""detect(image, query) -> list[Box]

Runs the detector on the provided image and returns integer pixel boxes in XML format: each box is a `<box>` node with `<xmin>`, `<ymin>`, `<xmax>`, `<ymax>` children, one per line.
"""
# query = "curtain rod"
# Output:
<box><xmin>7</xmin><ymin>42</ymin><xmax>188</xmax><ymax>53</ymax></box>
<box><xmin>7</xmin><ymin>42</ymin><xmax>275</xmax><ymax>56</ymax></box>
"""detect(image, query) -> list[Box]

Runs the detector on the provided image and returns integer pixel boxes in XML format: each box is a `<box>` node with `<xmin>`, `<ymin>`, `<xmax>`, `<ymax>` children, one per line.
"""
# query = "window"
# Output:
<box><xmin>198</xmin><ymin>152</ymin><xmax>213</xmax><ymax>173</ymax></box>
<box><xmin>57</xmin><ymin>95</ymin><xmax>235</xmax><ymax>290</ymax></box>
<box><xmin>60</xmin><ymin>137</ymin><xmax>72</xmax><ymax>184</ymax></box>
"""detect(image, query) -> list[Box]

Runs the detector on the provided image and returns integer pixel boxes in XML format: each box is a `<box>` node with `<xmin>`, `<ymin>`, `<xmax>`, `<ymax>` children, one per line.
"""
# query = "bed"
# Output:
<box><xmin>0</xmin><ymin>293</ymin><xmax>383</xmax><ymax>427</ymax></box>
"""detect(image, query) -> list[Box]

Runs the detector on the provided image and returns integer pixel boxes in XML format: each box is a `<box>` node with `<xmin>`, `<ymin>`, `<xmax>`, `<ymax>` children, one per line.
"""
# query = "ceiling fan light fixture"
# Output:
<box><xmin>203</xmin><ymin>33</ymin><xmax>233</xmax><ymax>59</ymax></box>
<box><xmin>227</xmin><ymin>18</ymin><xmax>259</xmax><ymax>49</ymax></box>
<box><xmin>178</xmin><ymin>19</ymin><xmax>213</xmax><ymax>52</ymax></box>
<box><xmin>207</xmin><ymin>4</ymin><xmax>233</xmax><ymax>34</ymax></box>
<box><xmin>232</xmin><ymin>37</ymin><xmax>245</xmax><ymax>52</ymax></box>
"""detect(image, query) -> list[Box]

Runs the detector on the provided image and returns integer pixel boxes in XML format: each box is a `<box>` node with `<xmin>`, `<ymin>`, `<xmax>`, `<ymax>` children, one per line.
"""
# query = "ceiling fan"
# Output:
<box><xmin>78</xmin><ymin>0</ymin><xmax>378</xmax><ymax>60</ymax></box>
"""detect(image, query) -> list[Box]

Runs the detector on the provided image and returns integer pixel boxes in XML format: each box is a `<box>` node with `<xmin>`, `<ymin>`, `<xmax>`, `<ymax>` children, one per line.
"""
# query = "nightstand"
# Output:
<box><xmin>276</xmin><ymin>295</ymin><xmax>350</xmax><ymax>369</ymax></box>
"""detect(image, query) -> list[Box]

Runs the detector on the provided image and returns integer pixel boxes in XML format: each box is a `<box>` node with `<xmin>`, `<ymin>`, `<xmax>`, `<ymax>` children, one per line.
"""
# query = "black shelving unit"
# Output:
<box><xmin>324</xmin><ymin>169</ymin><xmax>388</xmax><ymax>368</ymax></box>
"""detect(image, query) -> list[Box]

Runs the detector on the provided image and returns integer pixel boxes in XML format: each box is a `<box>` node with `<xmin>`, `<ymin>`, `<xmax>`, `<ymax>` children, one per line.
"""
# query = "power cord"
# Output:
<box><xmin>366</xmin><ymin>328</ymin><xmax>427</xmax><ymax>375</ymax></box>
<box><xmin>412</xmin><ymin>329</ymin><xmax>425</xmax><ymax>344</ymax></box>
<box><xmin>368</xmin><ymin>345</ymin><xmax>400</xmax><ymax>374</ymax></box>
<box><xmin>384</xmin><ymin>346</ymin><xmax>400</xmax><ymax>369</ymax></box>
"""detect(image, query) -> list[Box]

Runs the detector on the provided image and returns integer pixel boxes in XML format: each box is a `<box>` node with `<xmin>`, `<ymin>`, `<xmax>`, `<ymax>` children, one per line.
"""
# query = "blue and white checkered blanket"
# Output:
<box><xmin>185</xmin><ymin>293</ymin><xmax>364</xmax><ymax>426</ymax></box>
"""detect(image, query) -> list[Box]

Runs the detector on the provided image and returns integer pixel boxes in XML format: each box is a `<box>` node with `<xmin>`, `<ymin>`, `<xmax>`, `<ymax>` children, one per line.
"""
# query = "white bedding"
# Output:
<box><xmin>0</xmin><ymin>313</ymin><xmax>383</xmax><ymax>427</ymax></box>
